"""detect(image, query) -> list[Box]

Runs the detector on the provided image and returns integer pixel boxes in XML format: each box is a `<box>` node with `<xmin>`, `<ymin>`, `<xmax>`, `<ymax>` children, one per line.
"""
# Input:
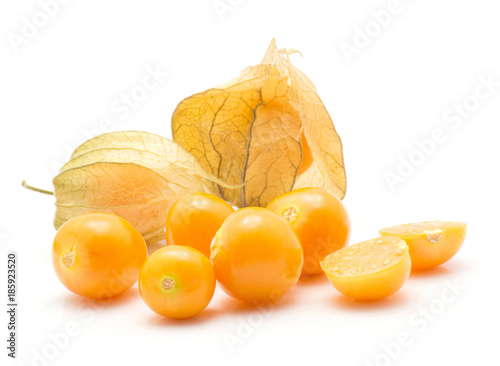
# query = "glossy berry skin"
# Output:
<box><xmin>166</xmin><ymin>193</ymin><xmax>234</xmax><ymax>258</ymax></box>
<box><xmin>139</xmin><ymin>245</ymin><xmax>216</xmax><ymax>319</ymax></box>
<box><xmin>211</xmin><ymin>207</ymin><xmax>303</xmax><ymax>303</ymax></box>
<box><xmin>267</xmin><ymin>187</ymin><xmax>350</xmax><ymax>275</ymax></box>
<box><xmin>52</xmin><ymin>213</ymin><xmax>147</xmax><ymax>299</ymax></box>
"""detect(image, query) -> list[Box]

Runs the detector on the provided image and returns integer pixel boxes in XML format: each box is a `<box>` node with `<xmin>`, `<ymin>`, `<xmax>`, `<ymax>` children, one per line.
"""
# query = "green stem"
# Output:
<box><xmin>21</xmin><ymin>180</ymin><xmax>53</xmax><ymax>196</ymax></box>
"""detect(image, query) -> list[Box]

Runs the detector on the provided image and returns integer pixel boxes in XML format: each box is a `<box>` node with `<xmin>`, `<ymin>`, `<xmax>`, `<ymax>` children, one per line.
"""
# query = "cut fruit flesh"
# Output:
<box><xmin>320</xmin><ymin>236</ymin><xmax>411</xmax><ymax>301</ymax></box>
<box><xmin>379</xmin><ymin>221</ymin><xmax>466</xmax><ymax>270</ymax></box>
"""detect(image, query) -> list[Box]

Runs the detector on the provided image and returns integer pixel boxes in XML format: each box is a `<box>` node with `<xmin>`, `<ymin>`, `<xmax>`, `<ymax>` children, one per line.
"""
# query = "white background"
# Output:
<box><xmin>1</xmin><ymin>0</ymin><xmax>499</xmax><ymax>365</ymax></box>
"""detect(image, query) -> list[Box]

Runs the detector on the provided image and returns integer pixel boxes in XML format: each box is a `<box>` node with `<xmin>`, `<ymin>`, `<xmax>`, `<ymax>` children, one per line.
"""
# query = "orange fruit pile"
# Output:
<box><xmin>51</xmin><ymin>189</ymin><xmax>467</xmax><ymax>319</ymax></box>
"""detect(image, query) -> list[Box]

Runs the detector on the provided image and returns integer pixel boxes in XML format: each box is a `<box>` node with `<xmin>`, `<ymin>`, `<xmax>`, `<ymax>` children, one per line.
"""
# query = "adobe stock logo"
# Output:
<box><xmin>384</xmin><ymin>74</ymin><xmax>499</xmax><ymax>192</ymax></box>
<box><xmin>364</xmin><ymin>278</ymin><xmax>466</xmax><ymax>366</ymax></box>
<box><xmin>50</xmin><ymin>63</ymin><xmax>169</xmax><ymax>174</ymax></box>
<box><xmin>212</xmin><ymin>0</ymin><xmax>244</xmax><ymax>21</ymax></box>
<box><xmin>340</xmin><ymin>0</ymin><xmax>414</xmax><ymax>63</ymax></box>
<box><xmin>7</xmin><ymin>0</ymin><xmax>71</xmax><ymax>54</ymax></box>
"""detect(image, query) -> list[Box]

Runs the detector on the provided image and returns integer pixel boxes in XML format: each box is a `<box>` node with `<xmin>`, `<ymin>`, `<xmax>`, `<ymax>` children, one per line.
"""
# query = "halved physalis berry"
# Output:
<box><xmin>379</xmin><ymin>221</ymin><xmax>466</xmax><ymax>270</ymax></box>
<box><xmin>320</xmin><ymin>236</ymin><xmax>411</xmax><ymax>301</ymax></box>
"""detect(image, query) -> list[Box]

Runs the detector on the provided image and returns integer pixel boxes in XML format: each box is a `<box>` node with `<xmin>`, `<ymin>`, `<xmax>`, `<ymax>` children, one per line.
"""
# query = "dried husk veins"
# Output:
<box><xmin>53</xmin><ymin>131</ymin><xmax>215</xmax><ymax>243</ymax></box>
<box><xmin>172</xmin><ymin>39</ymin><xmax>346</xmax><ymax>207</ymax></box>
